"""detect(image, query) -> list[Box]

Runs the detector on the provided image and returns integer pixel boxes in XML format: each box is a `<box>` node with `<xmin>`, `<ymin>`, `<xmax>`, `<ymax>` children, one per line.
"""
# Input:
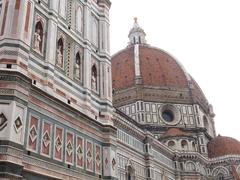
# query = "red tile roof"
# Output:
<box><xmin>112</xmin><ymin>45</ymin><xmax>188</xmax><ymax>90</ymax></box>
<box><xmin>139</xmin><ymin>46</ymin><xmax>188</xmax><ymax>88</ymax></box>
<box><xmin>112</xmin><ymin>46</ymin><xmax>135</xmax><ymax>90</ymax></box>
<box><xmin>207</xmin><ymin>135</ymin><xmax>240</xmax><ymax>158</ymax></box>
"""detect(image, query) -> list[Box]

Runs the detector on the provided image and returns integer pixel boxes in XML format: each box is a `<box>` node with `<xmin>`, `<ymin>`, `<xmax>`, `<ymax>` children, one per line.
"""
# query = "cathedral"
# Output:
<box><xmin>0</xmin><ymin>0</ymin><xmax>239</xmax><ymax>179</ymax></box>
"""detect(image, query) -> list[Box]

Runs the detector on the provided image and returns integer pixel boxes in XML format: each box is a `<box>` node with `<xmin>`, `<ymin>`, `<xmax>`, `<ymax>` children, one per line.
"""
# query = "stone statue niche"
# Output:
<box><xmin>56</xmin><ymin>38</ymin><xmax>64</xmax><ymax>68</ymax></box>
<box><xmin>125</xmin><ymin>164</ymin><xmax>135</xmax><ymax>180</ymax></box>
<box><xmin>34</xmin><ymin>21</ymin><xmax>44</xmax><ymax>53</ymax></box>
<box><xmin>75</xmin><ymin>52</ymin><xmax>81</xmax><ymax>79</ymax></box>
<box><xmin>91</xmin><ymin>64</ymin><xmax>97</xmax><ymax>91</ymax></box>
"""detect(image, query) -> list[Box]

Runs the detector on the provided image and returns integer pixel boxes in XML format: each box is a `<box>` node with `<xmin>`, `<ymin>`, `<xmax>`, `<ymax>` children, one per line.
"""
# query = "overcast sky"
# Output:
<box><xmin>110</xmin><ymin>0</ymin><xmax>240</xmax><ymax>141</ymax></box>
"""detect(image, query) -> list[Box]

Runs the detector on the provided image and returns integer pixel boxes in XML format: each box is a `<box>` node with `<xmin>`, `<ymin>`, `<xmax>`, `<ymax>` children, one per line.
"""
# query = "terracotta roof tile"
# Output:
<box><xmin>112</xmin><ymin>45</ymin><xmax>188</xmax><ymax>90</ymax></box>
<box><xmin>207</xmin><ymin>135</ymin><xmax>240</xmax><ymax>158</ymax></box>
<box><xmin>139</xmin><ymin>46</ymin><xmax>188</xmax><ymax>88</ymax></box>
<box><xmin>112</xmin><ymin>47</ymin><xmax>135</xmax><ymax>90</ymax></box>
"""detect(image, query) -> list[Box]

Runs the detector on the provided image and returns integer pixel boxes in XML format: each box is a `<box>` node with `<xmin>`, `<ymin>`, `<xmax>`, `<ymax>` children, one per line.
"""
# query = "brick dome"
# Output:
<box><xmin>207</xmin><ymin>135</ymin><xmax>240</xmax><ymax>158</ymax></box>
<box><xmin>112</xmin><ymin>45</ymin><xmax>189</xmax><ymax>90</ymax></box>
<box><xmin>111</xmin><ymin>19</ymin><xmax>210</xmax><ymax>113</ymax></box>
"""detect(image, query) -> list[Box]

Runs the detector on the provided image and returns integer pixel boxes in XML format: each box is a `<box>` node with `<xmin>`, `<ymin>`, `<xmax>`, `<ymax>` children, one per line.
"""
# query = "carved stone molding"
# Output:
<box><xmin>0</xmin><ymin>113</ymin><xmax>7</xmax><ymax>131</ymax></box>
<box><xmin>14</xmin><ymin>116</ymin><xmax>23</xmax><ymax>133</ymax></box>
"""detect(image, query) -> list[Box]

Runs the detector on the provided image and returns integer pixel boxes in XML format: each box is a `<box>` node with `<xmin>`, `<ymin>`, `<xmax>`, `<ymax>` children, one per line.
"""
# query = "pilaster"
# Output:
<box><xmin>83</xmin><ymin>47</ymin><xmax>91</xmax><ymax>91</ymax></box>
<box><xmin>0</xmin><ymin>71</ymin><xmax>31</xmax><ymax>179</ymax></box>
<box><xmin>102</xmin><ymin>125</ymin><xmax>118</xmax><ymax>179</ymax></box>
<box><xmin>144</xmin><ymin>134</ymin><xmax>155</xmax><ymax>180</ymax></box>
<box><xmin>99</xmin><ymin>18</ymin><xmax>110</xmax><ymax>54</ymax></box>
<box><xmin>83</xmin><ymin>2</ymin><xmax>92</xmax><ymax>92</ymax></box>
<box><xmin>84</xmin><ymin>2</ymin><xmax>91</xmax><ymax>43</ymax></box>
<box><xmin>45</xmin><ymin>19</ymin><xmax>58</xmax><ymax>65</ymax></box>
<box><xmin>49</xmin><ymin>0</ymin><xmax>59</xmax><ymax>13</ymax></box>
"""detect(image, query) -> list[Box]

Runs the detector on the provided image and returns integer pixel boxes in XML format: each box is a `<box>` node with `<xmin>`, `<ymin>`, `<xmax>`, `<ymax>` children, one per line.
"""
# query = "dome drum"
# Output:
<box><xmin>113</xmin><ymin>85</ymin><xmax>193</xmax><ymax>108</ymax></box>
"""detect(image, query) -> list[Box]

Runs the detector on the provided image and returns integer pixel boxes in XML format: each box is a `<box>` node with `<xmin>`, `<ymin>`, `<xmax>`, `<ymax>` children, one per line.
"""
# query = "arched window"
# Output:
<box><xmin>186</xmin><ymin>162</ymin><xmax>196</xmax><ymax>171</ymax></box>
<box><xmin>34</xmin><ymin>21</ymin><xmax>44</xmax><ymax>53</ymax></box>
<box><xmin>56</xmin><ymin>38</ymin><xmax>64</xmax><ymax>68</ymax></box>
<box><xmin>59</xmin><ymin>0</ymin><xmax>66</xmax><ymax>18</ymax></box>
<box><xmin>92</xmin><ymin>18</ymin><xmax>98</xmax><ymax>46</ymax></box>
<box><xmin>76</xmin><ymin>6</ymin><xmax>83</xmax><ymax>33</ymax></box>
<box><xmin>203</xmin><ymin>116</ymin><xmax>209</xmax><ymax>131</ymax></box>
<box><xmin>168</xmin><ymin>141</ymin><xmax>175</xmax><ymax>148</ymax></box>
<box><xmin>91</xmin><ymin>64</ymin><xmax>97</xmax><ymax>91</ymax></box>
<box><xmin>125</xmin><ymin>165</ymin><xmax>135</xmax><ymax>180</ymax></box>
<box><xmin>192</xmin><ymin>141</ymin><xmax>196</xmax><ymax>151</ymax></box>
<box><xmin>138</xmin><ymin>36</ymin><xmax>141</xmax><ymax>44</ymax></box>
<box><xmin>181</xmin><ymin>140</ymin><xmax>188</xmax><ymax>150</ymax></box>
<box><xmin>75</xmin><ymin>52</ymin><xmax>81</xmax><ymax>80</ymax></box>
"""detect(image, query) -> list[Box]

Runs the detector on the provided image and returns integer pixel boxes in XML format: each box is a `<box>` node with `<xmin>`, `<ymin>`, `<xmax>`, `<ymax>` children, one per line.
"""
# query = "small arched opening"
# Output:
<box><xmin>181</xmin><ymin>140</ymin><xmax>188</xmax><ymax>150</ymax></box>
<box><xmin>203</xmin><ymin>116</ymin><xmax>209</xmax><ymax>132</ymax></box>
<box><xmin>167</xmin><ymin>141</ymin><xmax>175</xmax><ymax>149</ymax></box>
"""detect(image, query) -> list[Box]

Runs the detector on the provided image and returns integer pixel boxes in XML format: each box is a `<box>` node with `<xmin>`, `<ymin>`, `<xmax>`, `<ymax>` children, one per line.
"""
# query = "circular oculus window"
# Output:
<box><xmin>162</xmin><ymin>110</ymin><xmax>175</xmax><ymax>122</ymax></box>
<box><xmin>159</xmin><ymin>104</ymin><xmax>181</xmax><ymax>125</ymax></box>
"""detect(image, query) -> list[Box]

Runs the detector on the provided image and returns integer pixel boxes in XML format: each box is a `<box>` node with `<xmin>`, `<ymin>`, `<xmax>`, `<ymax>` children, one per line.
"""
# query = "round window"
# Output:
<box><xmin>162</xmin><ymin>110</ymin><xmax>174</xmax><ymax>122</ymax></box>
<box><xmin>159</xmin><ymin>104</ymin><xmax>181</xmax><ymax>125</ymax></box>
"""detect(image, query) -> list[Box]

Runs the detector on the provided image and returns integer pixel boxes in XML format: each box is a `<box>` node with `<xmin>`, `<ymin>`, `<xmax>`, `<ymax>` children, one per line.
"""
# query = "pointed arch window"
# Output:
<box><xmin>56</xmin><ymin>38</ymin><xmax>64</xmax><ymax>68</ymax></box>
<box><xmin>33</xmin><ymin>21</ymin><xmax>44</xmax><ymax>53</ymax></box>
<box><xmin>203</xmin><ymin>116</ymin><xmax>209</xmax><ymax>131</ymax></box>
<box><xmin>92</xmin><ymin>18</ymin><xmax>98</xmax><ymax>46</ymax></box>
<box><xmin>91</xmin><ymin>64</ymin><xmax>97</xmax><ymax>91</ymax></box>
<box><xmin>76</xmin><ymin>6</ymin><xmax>83</xmax><ymax>33</ymax></box>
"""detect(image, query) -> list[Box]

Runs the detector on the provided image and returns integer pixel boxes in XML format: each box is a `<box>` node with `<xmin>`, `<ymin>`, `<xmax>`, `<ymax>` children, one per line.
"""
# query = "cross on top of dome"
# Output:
<box><xmin>128</xmin><ymin>17</ymin><xmax>147</xmax><ymax>45</ymax></box>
